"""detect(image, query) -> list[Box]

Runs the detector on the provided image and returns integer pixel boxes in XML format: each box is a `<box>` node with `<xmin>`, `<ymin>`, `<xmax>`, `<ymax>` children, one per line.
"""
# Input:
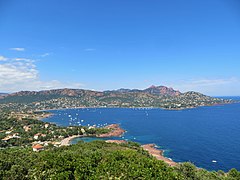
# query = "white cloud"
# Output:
<box><xmin>168</xmin><ymin>78</ymin><xmax>240</xmax><ymax>96</ymax></box>
<box><xmin>40</xmin><ymin>53</ymin><xmax>50</xmax><ymax>57</ymax></box>
<box><xmin>13</xmin><ymin>58</ymin><xmax>34</xmax><ymax>63</ymax></box>
<box><xmin>0</xmin><ymin>55</ymin><xmax>8</xmax><ymax>61</ymax></box>
<box><xmin>83</xmin><ymin>48</ymin><xmax>96</xmax><ymax>51</ymax></box>
<box><xmin>0</xmin><ymin>56</ymin><xmax>84</xmax><ymax>92</ymax></box>
<box><xmin>9</xmin><ymin>48</ymin><xmax>25</xmax><ymax>51</ymax></box>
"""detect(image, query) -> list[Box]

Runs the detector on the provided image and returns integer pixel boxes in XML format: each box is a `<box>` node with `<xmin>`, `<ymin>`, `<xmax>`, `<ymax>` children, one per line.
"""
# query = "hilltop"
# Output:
<box><xmin>106</xmin><ymin>85</ymin><xmax>181</xmax><ymax>96</ymax></box>
<box><xmin>0</xmin><ymin>85</ymin><xmax>232</xmax><ymax>112</ymax></box>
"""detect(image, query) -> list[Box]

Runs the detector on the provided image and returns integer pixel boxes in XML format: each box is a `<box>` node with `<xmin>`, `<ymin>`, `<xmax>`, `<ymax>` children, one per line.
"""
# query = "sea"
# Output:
<box><xmin>43</xmin><ymin>97</ymin><xmax>240</xmax><ymax>172</ymax></box>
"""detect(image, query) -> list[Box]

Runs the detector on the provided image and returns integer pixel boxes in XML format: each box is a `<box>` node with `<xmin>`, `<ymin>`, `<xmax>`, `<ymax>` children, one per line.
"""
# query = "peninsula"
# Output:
<box><xmin>0</xmin><ymin>85</ymin><xmax>233</xmax><ymax>112</ymax></box>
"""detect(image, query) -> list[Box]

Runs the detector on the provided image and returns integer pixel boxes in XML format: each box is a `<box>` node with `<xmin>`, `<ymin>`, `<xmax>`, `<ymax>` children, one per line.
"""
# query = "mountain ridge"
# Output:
<box><xmin>0</xmin><ymin>85</ymin><xmax>233</xmax><ymax>112</ymax></box>
<box><xmin>7</xmin><ymin>85</ymin><xmax>182</xmax><ymax>97</ymax></box>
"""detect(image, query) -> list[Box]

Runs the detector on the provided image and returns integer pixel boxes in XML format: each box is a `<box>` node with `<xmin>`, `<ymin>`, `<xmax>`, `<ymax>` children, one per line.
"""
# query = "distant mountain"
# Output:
<box><xmin>2</xmin><ymin>89</ymin><xmax>103</xmax><ymax>104</ymax></box>
<box><xmin>106</xmin><ymin>85</ymin><xmax>181</xmax><ymax>96</ymax></box>
<box><xmin>0</xmin><ymin>86</ymin><xmax>233</xmax><ymax>111</ymax></box>
<box><xmin>143</xmin><ymin>85</ymin><xmax>181</xmax><ymax>96</ymax></box>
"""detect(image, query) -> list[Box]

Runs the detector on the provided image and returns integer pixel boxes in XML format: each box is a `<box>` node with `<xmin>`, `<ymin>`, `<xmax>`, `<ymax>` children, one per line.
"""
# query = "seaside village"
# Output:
<box><xmin>0</xmin><ymin>111</ymin><xmax>96</xmax><ymax>152</ymax></box>
<box><xmin>1</xmin><ymin>121</ymin><xmax>88</xmax><ymax>152</ymax></box>
<box><xmin>1</xmin><ymin>110</ymin><xmax>131</xmax><ymax>152</ymax></box>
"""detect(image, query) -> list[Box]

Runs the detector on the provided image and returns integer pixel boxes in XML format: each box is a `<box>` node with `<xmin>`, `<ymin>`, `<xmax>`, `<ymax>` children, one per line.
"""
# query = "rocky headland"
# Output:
<box><xmin>97</xmin><ymin>124</ymin><xmax>125</xmax><ymax>137</ymax></box>
<box><xmin>141</xmin><ymin>144</ymin><xmax>177</xmax><ymax>166</ymax></box>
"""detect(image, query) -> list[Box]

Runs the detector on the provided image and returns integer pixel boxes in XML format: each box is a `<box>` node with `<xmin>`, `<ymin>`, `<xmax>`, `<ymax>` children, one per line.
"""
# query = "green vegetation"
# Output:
<box><xmin>0</xmin><ymin>112</ymin><xmax>109</xmax><ymax>148</ymax></box>
<box><xmin>1</xmin><ymin>141</ymin><xmax>240</xmax><ymax>179</ymax></box>
<box><xmin>0</xmin><ymin>88</ymin><xmax>233</xmax><ymax>112</ymax></box>
<box><xmin>0</xmin><ymin>92</ymin><xmax>239</xmax><ymax>179</ymax></box>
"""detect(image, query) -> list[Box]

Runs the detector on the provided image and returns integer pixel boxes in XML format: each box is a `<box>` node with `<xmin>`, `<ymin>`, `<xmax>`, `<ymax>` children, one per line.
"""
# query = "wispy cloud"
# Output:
<box><xmin>13</xmin><ymin>58</ymin><xmax>34</xmax><ymax>63</ymax></box>
<box><xmin>40</xmin><ymin>53</ymin><xmax>50</xmax><ymax>57</ymax></box>
<box><xmin>83</xmin><ymin>48</ymin><xmax>96</xmax><ymax>52</ymax></box>
<box><xmin>0</xmin><ymin>56</ymin><xmax>84</xmax><ymax>92</ymax></box>
<box><xmin>168</xmin><ymin>78</ymin><xmax>240</xmax><ymax>96</ymax></box>
<box><xmin>9</xmin><ymin>47</ymin><xmax>25</xmax><ymax>51</ymax></box>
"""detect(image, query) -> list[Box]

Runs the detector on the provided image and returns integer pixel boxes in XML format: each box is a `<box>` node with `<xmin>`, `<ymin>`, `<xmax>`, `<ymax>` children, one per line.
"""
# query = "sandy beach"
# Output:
<box><xmin>60</xmin><ymin>135</ymin><xmax>85</xmax><ymax>146</ymax></box>
<box><xmin>60</xmin><ymin>124</ymin><xmax>125</xmax><ymax>146</ymax></box>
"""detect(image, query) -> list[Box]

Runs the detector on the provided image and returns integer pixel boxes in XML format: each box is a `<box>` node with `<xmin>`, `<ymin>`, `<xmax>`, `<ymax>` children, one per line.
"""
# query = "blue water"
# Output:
<box><xmin>44</xmin><ymin>99</ymin><xmax>240</xmax><ymax>172</ymax></box>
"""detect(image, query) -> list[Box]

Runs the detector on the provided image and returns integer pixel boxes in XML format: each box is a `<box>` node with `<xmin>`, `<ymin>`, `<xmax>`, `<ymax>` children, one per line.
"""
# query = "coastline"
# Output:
<box><xmin>60</xmin><ymin>123</ymin><xmax>125</xmax><ymax>146</ymax></box>
<box><xmin>34</xmin><ymin>101</ymin><xmax>236</xmax><ymax>113</ymax></box>
<box><xmin>97</xmin><ymin>124</ymin><xmax>125</xmax><ymax>137</ymax></box>
<box><xmin>59</xmin><ymin>125</ymin><xmax>178</xmax><ymax>167</ymax></box>
<box><xmin>37</xmin><ymin>104</ymin><xmax>238</xmax><ymax>170</ymax></box>
<box><xmin>37</xmin><ymin>106</ymin><xmax>197</xmax><ymax>112</ymax></box>
<box><xmin>61</xmin><ymin>136</ymin><xmax>178</xmax><ymax>167</ymax></box>
<box><xmin>36</xmin><ymin>112</ymin><xmax>53</xmax><ymax>120</ymax></box>
<box><xmin>60</xmin><ymin>135</ymin><xmax>85</xmax><ymax>146</ymax></box>
<box><xmin>141</xmin><ymin>144</ymin><xmax>177</xmax><ymax>166</ymax></box>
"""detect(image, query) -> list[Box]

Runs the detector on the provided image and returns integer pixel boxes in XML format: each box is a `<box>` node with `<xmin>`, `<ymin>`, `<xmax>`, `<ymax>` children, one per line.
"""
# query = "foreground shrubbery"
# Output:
<box><xmin>0</xmin><ymin>141</ymin><xmax>240</xmax><ymax>179</ymax></box>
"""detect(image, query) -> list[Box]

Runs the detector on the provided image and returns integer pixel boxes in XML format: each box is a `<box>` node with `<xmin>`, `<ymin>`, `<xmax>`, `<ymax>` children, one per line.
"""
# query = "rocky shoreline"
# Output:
<box><xmin>59</xmin><ymin>124</ymin><xmax>178</xmax><ymax>167</ymax></box>
<box><xmin>105</xmin><ymin>141</ymin><xmax>178</xmax><ymax>166</ymax></box>
<box><xmin>60</xmin><ymin>124</ymin><xmax>125</xmax><ymax>146</ymax></box>
<box><xmin>97</xmin><ymin>124</ymin><xmax>125</xmax><ymax>137</ymax></box>
<box><xmin>105</xmin><ymin>140</ymin><xmax>127</xmax><ymax>144</ymax></box>
<box><xmin>141</xmin><ymin>144</ymin><xmax>177</xmax><ymax>166</ymax></box>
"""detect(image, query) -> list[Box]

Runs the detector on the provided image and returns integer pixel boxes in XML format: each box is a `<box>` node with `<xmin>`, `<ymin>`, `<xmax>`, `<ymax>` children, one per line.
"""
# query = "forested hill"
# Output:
<box><xmin>0</xmin><ymin>86</ymin><xmax>232</xmax><ymax>111</ymax></box>
<box><xmin>0</xmin><ymin>85</ymin><xmax>181</xmax><ymax>103</ymax></box>
<box><xmin>1</xmin><ymin>140</ymin><xmax>240</xmax><ymax>179</ymax></box>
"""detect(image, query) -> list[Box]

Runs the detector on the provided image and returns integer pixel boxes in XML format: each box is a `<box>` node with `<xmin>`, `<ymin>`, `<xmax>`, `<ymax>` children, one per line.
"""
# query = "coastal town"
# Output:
<box><xmin>0</xmin><ymin>111</ymin><xmax>110</xmax><ymax>148</ymax></box>
<box><xmin>0</xmin><ymin>86</ymin><xmax>233</xmax><ymax>112</ymax></box>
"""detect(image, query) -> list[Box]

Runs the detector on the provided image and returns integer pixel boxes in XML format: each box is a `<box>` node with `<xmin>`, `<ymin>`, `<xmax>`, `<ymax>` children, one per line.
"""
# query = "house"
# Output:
<box><xmin>5</xmin><ymin>131</ymin><xmax>12</xmax><ymax>134</ymax></box>
<box><xmin>34</xmin><ymin>133</ymin><xmax>46</xmax><ymax>139</ymax></box>
<box><xmin>44</xmin><ymin>124</ymin><xmax>49</xmax><ymax>128</ymax></box>
<box><xmin>32</xmin><ymin>144</ymin><xmax>44</xmax><ymax>152</ymax></box>
<box><xmin>12</xmin><ymin>133</ymin><xmax>20</xmax><ymax>138</ymax></box>
<box><xmin>23</xmin><ymin>125</ymin><xmax>31</xmax><ymax>132</ymax></box>
<box><xmin>2</xmin><ymin>136</ymin><xmax>11</xmax><ymax>141</ymax></box>
<box><xmin>81</xmin><ymin>128</ymin><xmax>86</xmax><ymax>134</ymax></box>
<box><xmin>2</xmin><ymin>133</ymin><xmax>20</xmax><ymax>141</ymax></box>
<box><xmin>34</xmin><ymin>133</ymin><xmax>42</xmax><ymax>140</ymax></box>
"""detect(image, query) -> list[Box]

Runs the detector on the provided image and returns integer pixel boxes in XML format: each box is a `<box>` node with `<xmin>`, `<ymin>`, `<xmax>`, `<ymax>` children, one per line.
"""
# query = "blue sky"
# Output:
<box><xmin>0</xmin><ymin>0</ymin><xmax>240</xmax><ymax>95</ymax></box>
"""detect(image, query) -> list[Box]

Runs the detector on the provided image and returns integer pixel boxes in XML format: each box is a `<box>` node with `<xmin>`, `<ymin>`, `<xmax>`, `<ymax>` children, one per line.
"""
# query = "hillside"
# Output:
<box><xmin>1</xmin><ymin>140</ymin><xmax>240</xmax><ymax>179</ymax></box>
<box><xmin>0</xmin><ymin>86</ymin><xmax>232</xmax><ymax>112</ymax></box>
